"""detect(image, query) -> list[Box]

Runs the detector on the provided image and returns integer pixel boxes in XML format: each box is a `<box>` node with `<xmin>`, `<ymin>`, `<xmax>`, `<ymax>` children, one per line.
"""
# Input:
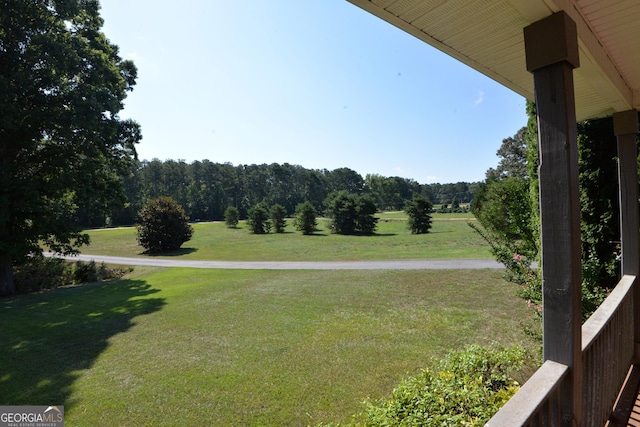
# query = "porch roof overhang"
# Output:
<box><xmin>347</xmin><ymin>0</ymin><xmax>640</xmax><ymax>122</ymax></box>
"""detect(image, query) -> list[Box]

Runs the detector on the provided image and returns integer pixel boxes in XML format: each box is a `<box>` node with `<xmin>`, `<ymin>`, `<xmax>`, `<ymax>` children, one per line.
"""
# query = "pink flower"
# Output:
<box><xmin>513</xmin><ymin>253</ymin><xmax>523</xmax><ymax>262</ymax></box>
<box><xmin>526</xmin><ymin>300</ymin><xmax>542</xmax><ymax>313</ymax></box>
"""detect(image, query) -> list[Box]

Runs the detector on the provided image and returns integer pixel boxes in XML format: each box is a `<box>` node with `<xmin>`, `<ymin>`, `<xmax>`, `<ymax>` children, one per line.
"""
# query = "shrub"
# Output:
<box><xmin>13</xmin><ymin>256</ymin><xmax>131</xmax><ymax>294</ymax></box>
<box><xmin>469</xmin><ymin>177</ymin><xmax>540</xmax><ymax>324</ymax></box>
<box><xmin>136</xmin><ymin>197</ymin><xmax>194</xmax><ymax>253</ymax></box>
<box><xmin>247</xmin><ymin>203</ymin><xmax>270</xmax><ymax>234</ymax></box>
<box><xmin>294</xmin><ymin>201</ymin><xmax>317</xmax><ymax>235</ymax></box>
<box><xmin>326</xmin><ymin>191</ymin><xmax>358</xmax><ymax>235</ymax></box>
<box><xmin>224</xmin><ymin>206</ymin><xmax>240</xmax><ymax>228</ymax></box>
<box><xmin>74</xmin><ymin>260</ymin><xmax>130</xmax><ymax>284</ymax></box>
<box><xmin>74</xmin><ymin>259</ymin><xmax>99</xmax><ymax>283</ymax></box>
<box><xmin>13</xmin><ymin>256</ymin><xmax>74</xmax><ymax>293</ymax></box>
<box><xmin>405</xmin><ymin>196</ymin><xmax>433</xmax><ymax>234</ymax></box>
<box><xmin>355</xmin><ymin>195</ymin><xmax>378</xmax><ymax>235</ymax></box>
<box><xmin>325</xmin><ymin>191</ymin><xmax>378</xmax><ymax>235</ymax></box>
<box><xmin>270</xmin><ymin>204</ymin><xmax>287</xmax><ymax>233</ymax></box>
<box><xmin>319</xmin><ymin>344</ymin><xmax>528</xmax><ymax>427</ymax></box>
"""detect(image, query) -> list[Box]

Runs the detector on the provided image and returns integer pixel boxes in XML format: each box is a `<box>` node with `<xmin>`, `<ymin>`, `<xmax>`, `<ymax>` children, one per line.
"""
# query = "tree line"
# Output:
<box><xmin>78</xmin><ymin>160</ymin><xmax>480</xmax><ymax>227</ymax></box>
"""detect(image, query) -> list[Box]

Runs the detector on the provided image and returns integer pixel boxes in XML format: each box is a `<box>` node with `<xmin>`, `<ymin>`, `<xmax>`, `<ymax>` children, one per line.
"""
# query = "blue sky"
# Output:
<box><xmin>100</xmin><ymin>0</ymin><xmax>529</xmax><ymax>184</ymax></box>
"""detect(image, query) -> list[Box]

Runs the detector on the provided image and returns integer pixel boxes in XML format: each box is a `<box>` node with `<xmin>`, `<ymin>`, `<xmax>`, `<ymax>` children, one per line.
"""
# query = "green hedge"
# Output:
<box><xmin>13</xmin><ymin>257</ymin><xmax>131</xmax><ymax>294</ymax></box>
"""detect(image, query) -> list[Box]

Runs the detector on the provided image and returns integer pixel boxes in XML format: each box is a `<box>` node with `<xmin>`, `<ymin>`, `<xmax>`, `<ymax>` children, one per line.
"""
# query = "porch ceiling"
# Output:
<box><xmin>347</xmin><ymin>0</ymin><xmax>640</xmax><ymax>121</ymax></box>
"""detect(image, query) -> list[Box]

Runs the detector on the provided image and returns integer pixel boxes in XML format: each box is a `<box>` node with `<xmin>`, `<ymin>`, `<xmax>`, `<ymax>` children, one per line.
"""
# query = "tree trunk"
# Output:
<box><xmin>0</xmin><ymin>253</ymin><xmax>15</xmax><ymax>297</ymax></box>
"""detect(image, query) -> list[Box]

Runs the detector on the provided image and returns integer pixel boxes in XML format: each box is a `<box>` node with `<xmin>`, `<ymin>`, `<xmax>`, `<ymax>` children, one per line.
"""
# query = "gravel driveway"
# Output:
<box><xmin>46</xmin><ymin>253</ymin><xmax>504</xmax><ymax>270</ymax></box>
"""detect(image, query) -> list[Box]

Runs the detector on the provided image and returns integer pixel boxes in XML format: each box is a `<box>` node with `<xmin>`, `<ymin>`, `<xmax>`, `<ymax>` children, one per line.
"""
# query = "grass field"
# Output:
<box><xmin>81</xmin><ymin>213</ymin><xmax>491</xmax><ymax>261</ymax></box>
<box><xmin>1</xmin><ymin>267</ymin><xmax>536</xmax><ymax>426</ymax></box>
<box><xmin>0</xmin><ymin>212</ymin><xmax>537</xmax><ymax>426</ymax></box>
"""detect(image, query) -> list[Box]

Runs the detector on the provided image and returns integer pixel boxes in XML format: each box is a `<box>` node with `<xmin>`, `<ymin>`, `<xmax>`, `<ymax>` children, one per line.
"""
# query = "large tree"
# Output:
<box><xmin>0</xmin><ymin>0</ymin><xmax>140</xmax><ymax>296</ymax></box>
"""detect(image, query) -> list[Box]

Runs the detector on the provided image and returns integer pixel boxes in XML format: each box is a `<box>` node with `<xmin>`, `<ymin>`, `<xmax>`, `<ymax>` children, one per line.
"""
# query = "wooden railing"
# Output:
<box><xmin>582</xmin><ymin>275</ymin><xmax>636</xmax><ymax>425</ymax></box>
<box><xmin>487</xmin><ymin>275</ymin><xmax>637</xmax><ymax>426</ymax></box>
<box><xmin>485</xmin><ymin>360</ymin><xmax>570</xmax><ymax>426</ymax></box>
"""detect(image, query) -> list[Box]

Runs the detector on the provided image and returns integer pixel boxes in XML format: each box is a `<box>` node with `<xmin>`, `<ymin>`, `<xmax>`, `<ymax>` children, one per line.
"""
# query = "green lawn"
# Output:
<box><xmin>1</xmin><ymin>267</ymin><xmax>535</xmax><ymax>426</ymax></box>
<box><xmin>3</xmin><ymin>212</ymin><xmax>531</xmax><ymax>425</ymax></box>
<box><xmin>82</xmin><ymin>214</ymin><xmax>491</xmax><ymax>261</ymax></box>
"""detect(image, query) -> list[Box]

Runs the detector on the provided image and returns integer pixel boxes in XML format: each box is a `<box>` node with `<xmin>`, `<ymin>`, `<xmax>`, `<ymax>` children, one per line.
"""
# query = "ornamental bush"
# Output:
<box><xmin>13</xmin><ymin>256</ymin><xmax>74</xmax><ymax>293</ymax></box>
<box><xmin>136</xmin><ymin>197</ymin><xmax>193</xmax><ymax>253</ymax></box>
<box><xmin>355</xmin><ymin>195</ymin><xmax>378</xmax><ymax>235</ymax></box>
<box><xmin>270</xmin><ymin>204</ymin><xmax>287</xmax><ymax>233</ymax></box>
<box><xmin>294</xmin><ymin>201</ymin><xmax>317</xmax><ymax>235</ymax></box>
<box><xmin>224</xmin><ymin>206</ymin><xmax>240</xmax><ymax>228</ymax></box>
<box><xmin>247</xmin><ymin>203</ymin><xmax>270</xmax><ymax>234</ymax></box>
<box><xmin>325</xmin><ymin>191</ymin><xmax>378</xmax><ymax>235</ymax></box>
<box><xmin>318</xmin><ymin>344</ymin><xmax>528</xmax><ymax>427</ymax></box>
<box><xmin>13</xmin><ymin>257</ymin><xmax>130</xmax><ymax>294</ymax></box>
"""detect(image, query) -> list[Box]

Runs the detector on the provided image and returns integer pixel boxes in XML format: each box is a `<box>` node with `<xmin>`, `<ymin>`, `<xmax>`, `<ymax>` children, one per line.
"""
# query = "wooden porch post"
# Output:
<box><xmin>614</xmin><ymin>110</ymin><xmax>640</xmax><ymax>277</ymax></box>
<box><xmin>613</xmin><ymin>110</ymin><xmax>640</xmax><ymax>353</ymax></box>
<box><xmin>524</xmin><ymin>12</ymin><xmax>582</xmax><ymax>426</ymax></box>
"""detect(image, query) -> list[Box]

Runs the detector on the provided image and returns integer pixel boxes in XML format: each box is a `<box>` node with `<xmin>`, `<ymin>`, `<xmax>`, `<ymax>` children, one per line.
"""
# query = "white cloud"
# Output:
<box><xmin>474</xmin><ymin>90</ymin><xmax>484</xmax><ymax>106</ymax></box>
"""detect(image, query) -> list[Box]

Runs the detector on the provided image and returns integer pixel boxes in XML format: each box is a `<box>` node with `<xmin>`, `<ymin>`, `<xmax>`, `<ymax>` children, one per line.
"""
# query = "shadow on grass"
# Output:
<box><xmin>305</xmin><ymin>233</ymin><xmax>401</xmax><ymax>237</ymax></box>
<box><xmin>337</xmin><ymin>233</ymin><xmax>399</xmax><ymax>237</ymax></box>
<box><xmin>0</xmin><ymin>279</ymin><xmax>165</xmax><ymax>409</ymax></box>
<box><xmin>145</xmin><ymin>247</ymin><xmax>198</xmax><ymax>257</ymax></box>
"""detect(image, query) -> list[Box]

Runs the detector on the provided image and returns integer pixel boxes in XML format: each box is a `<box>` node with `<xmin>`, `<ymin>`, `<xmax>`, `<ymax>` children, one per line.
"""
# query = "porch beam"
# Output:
<box><xmin>524</xmin><ymin>11</ymin><xmax>582</xmax><ymax>426</ymax></box>
<box><xmin>614</xmin><ymin>109</ymin><xmax>640</xmax><ymax>356</ymax></box>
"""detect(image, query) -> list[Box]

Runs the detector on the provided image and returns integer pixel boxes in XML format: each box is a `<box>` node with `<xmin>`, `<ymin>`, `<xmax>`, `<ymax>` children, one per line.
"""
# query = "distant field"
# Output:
<box><xmin>82</xmin><ymin>213</ymin><xmax>491</xmax><ymax>261</ymax></box>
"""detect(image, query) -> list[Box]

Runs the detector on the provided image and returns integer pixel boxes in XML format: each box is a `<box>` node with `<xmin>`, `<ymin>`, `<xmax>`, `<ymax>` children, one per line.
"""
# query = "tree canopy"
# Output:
<box><xmin>0</xmin><ymin>1</ymin><xmax>141</xmax><ymax>295</ymax></box>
